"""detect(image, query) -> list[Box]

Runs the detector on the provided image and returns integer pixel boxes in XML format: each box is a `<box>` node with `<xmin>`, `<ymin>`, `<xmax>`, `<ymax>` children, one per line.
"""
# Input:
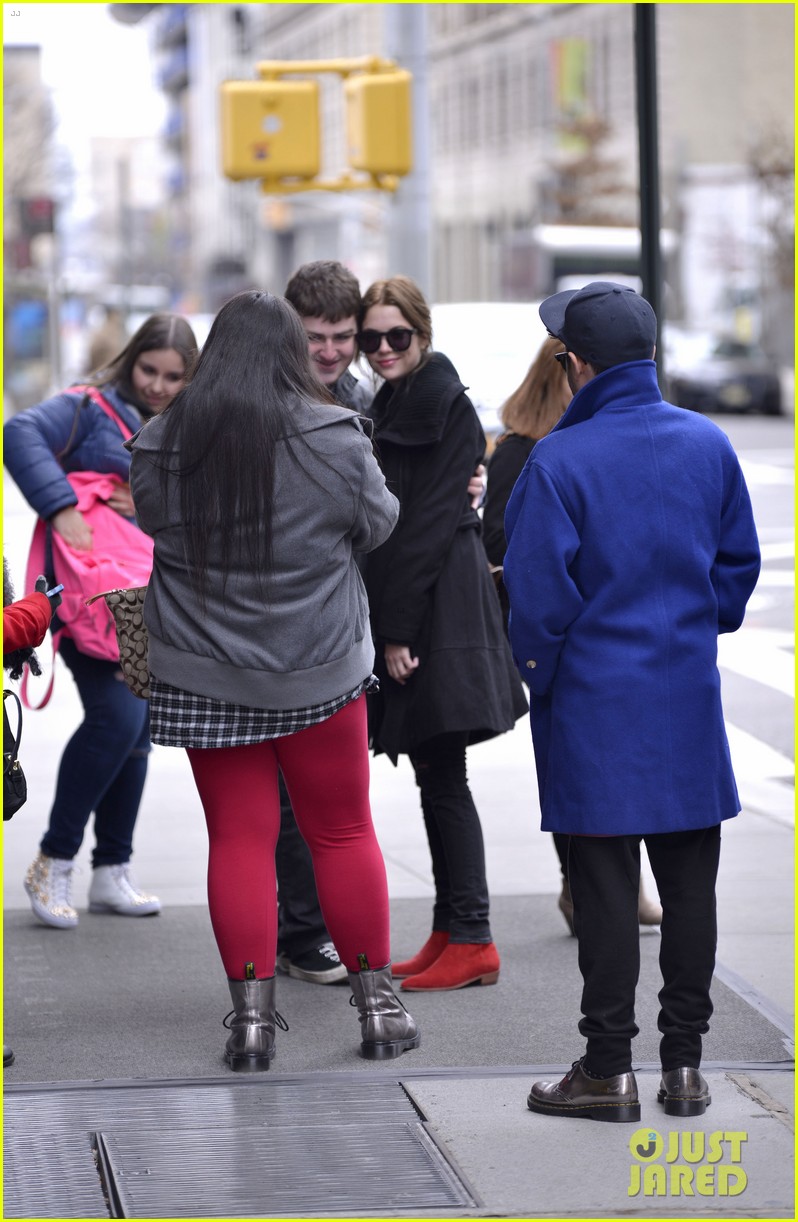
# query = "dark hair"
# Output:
<box><xmin>567</xmin><ymin>347</ymin><xmax>609</xmax><ymax>376</ymax></box>
<box><xmin>90</xmin><ymin>313</ymin><xmax>199</xmax><ymax>401</ymax></box>
<box><xmin>158</xmin><ymin>291</ymin><xmax>335</xmax><ymax>605</ymax></box>
<box><xmin>359</xmin><ymin>275</ymin><xmax>432</xmax><ymax>350</ymax></box>
<box><xmin>284</xmin><ymin>261</ymin><xmax>362</xmax><ymax>323</ymax></box>
<box><xmin>501</xmin><ymin>336</ymin><xmax>572</xmax><ymax>440</ymax></box>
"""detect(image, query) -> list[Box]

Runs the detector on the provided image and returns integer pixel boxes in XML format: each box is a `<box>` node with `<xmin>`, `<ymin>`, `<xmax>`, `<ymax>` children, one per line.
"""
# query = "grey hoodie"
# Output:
<box><xmin>129</xmin><ymin>400</ymin><xmax>398</xmax><ymax>710</ymax></box>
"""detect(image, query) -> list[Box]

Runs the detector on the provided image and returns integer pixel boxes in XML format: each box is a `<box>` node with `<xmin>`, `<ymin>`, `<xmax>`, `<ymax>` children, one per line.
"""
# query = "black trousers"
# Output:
<box><xmin>566</xmin><ymin>825</ymin><xmax>721</xmax><ymax>1076</ymax></box>
<box><xmin>275</xmin><ymin>773</ymin><xmax>330</xmax><ymax>957</ymax></box>
<box><xmin>409</xmin><ymin>732</ymin><xmax>492</xmax><ymax>943</ymax></box>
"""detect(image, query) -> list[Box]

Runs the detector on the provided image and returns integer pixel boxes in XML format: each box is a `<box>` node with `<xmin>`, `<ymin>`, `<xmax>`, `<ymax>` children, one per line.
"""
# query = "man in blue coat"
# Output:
<box><xmin>503</xmin><ymin>282</ymin><xmax>760</xmax><ymax>1123</ymax></box>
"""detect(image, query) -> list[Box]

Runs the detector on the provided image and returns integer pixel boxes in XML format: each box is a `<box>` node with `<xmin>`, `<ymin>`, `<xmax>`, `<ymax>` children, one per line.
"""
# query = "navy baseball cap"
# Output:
<box><xmin>539</xmin><ymin>281</ymin><xmax>657</xmax><ymax>368</ymax></box>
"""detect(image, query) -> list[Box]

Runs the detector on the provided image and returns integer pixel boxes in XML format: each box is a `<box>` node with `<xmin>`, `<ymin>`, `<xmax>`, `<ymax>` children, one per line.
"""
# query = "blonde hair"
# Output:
<box><xmin>500</xmin><ymin>335</ymin><xmax>571</xmax><ymax>440</ymax></box>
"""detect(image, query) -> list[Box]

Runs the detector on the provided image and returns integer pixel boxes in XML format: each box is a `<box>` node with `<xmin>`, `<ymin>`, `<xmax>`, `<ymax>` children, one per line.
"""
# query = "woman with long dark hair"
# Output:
<box><xmin>358</xmin><ymin>275</ymin><xmax>528</xmax><ymax>992</ymax></box>
<box><xmin>4</xmin><ymin>313</ymin><xmax>198</xmax><ymax>929</ymax></box>
<box><xmin>129</xmin><ymin>290</ymin><xmax>418</xmax><ymax>1071</ymax></box>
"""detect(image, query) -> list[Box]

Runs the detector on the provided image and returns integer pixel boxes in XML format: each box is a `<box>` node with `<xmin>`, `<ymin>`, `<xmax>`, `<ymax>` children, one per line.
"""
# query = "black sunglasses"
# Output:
<box><xmin>554</xmin><ymin>350</ymin><xmax>569</xmax><ymax>369</ymax></box>
<box><xmin>356</xmin><ymin>327</ymin><xmax>417</xmax><ymax>354</ymax></box>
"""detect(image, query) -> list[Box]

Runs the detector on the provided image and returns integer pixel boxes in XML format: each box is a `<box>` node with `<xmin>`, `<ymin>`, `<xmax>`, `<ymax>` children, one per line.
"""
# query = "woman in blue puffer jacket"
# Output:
<box><xmin>4</xmin><ymin>313</ymin><xmax>198</xmax><ymax>929</ymax></box>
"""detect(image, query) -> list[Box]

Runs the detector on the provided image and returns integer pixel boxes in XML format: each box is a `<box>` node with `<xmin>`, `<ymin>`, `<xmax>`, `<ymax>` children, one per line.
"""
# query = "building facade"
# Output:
<box><xmin>139</xmin><ymin>3</ymin><xmax>792</xmax><ymax>350</ymax></box>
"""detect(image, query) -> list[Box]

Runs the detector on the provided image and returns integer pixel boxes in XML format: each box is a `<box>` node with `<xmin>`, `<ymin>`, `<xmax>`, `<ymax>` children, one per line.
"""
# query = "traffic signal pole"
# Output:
<box><xmin>384</xmin><ymin>4</ymin><xmax>431</xmax><ymax>296</ymax></box>
<box><xmin>634</xmin><ymin>5</ymin><xmax>665</xmax><ymax>387</ymax></box>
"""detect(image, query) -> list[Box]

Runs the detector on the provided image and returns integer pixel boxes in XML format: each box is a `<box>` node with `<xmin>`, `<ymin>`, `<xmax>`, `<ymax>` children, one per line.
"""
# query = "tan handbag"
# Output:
<box><xmin>85</xmin><ymin>586</ymin><xmax>150</xmax><ymax>699</ymax></box>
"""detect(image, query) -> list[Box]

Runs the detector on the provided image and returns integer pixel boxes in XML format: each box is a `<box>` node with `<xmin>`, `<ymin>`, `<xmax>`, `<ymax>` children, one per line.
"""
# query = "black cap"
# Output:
<box><xmin>539</xmin><ymin>281</ymin><xmax>657</xmax><ymax>368</ymax></box>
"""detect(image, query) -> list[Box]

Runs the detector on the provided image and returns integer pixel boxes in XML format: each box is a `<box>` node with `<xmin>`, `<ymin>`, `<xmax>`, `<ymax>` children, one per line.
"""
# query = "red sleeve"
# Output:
<box><xmin>3</xmin><ymin>593</ymin><xmax>52</xmax><ymax>652</ymax></box>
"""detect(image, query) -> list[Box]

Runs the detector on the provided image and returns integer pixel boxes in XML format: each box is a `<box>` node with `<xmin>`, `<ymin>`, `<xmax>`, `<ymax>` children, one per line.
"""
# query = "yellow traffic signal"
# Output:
<box><xmin>220</xmin><ymin>80</ymin><xmax>320</xmax><ymax>180</ymax></box>
<box><xmin>345</xmin><ymin>69</ymin><xmax>412</xmax><ymax>178</ymax></box>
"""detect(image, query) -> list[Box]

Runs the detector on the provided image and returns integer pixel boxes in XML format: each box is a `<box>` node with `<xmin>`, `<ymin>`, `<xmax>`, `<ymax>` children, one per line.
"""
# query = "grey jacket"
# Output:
<box><xmin>129</xmin><ymin>400</ymin><xmax>399</xmax><ymax>709</ymax></box>
<box><xmin>332</xmin><ymin>369</ymin><xmax>374</xmax><ymax>412</ymax></box>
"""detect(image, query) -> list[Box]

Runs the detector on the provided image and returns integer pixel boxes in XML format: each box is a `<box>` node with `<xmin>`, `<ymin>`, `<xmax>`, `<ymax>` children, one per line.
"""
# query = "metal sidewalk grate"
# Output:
<box><xmin>4</xmin><ymin>1077</ymin><xmax>478</xmax><ymax>1218</ymax></box>
<box><xmin>4</xmin><ymin>1131</ymin><xmax>111</xmax><ymax>1219</ymax></box>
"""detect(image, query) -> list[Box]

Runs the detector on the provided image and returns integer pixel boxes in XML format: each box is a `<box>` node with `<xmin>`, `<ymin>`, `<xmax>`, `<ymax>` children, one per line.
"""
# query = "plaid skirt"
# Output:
<box><xmin>149</xmin><ymin>673</ymin><xmax>377</xmax><ymax>749</ymax></box>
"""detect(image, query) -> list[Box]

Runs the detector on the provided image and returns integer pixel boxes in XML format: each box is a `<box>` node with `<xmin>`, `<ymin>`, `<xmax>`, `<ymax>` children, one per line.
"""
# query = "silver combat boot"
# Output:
<box><xmin>347</xmin><ymin>962</ymin><xmax>420</xmax><ymax>1060</ymax></box>
<box><xmin>223</xmin><ymin>976</ymin><xmax>287</xmax><ymax>1073</ymax></box>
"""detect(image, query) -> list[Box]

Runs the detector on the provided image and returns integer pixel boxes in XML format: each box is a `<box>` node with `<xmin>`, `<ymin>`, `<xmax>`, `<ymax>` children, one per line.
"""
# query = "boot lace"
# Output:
<box><xmin>51</xmin><ymin>860</ymin><xmax>77</xmax><ymax>909</ymax></box>
<box><xmin>348</xmin><ymin>991</ymin><xmax>411</xmax><ymax>1015</ymax></box>
<box><xmin>223</xmin><ymin>1009</ymin><xmax>289</xmax><ymax>1032</ymax></box>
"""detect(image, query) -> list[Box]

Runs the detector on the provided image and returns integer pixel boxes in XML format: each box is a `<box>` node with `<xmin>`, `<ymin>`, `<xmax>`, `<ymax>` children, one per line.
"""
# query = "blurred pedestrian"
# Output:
<box><xmin>129</xmin><ymin>290</ymin><xmax>419</xmax><ymax>1070</ymax></box>
<box><xmin>483</xmin><ymin>336</ymin><xmax>572</xmax><ymax>630</ymax></box>
<box><xmin>358</xmin><ymin>274</ymin><xmax>527</xmax><ymax>992</ymax></box>
<box><xmin>482</xmin><ymin>336</ymin><xmax>662</xmax><ymax>935</ymax></box>
<box><xmin>504</xmin><ymin>282</ymin><xmax>760</xmax><ymax>1122</ymax></box>
<box><xmin>85</xmin><ymin>306</ymin><xmax>128</xmax><ymax>376</ymax></box>
<box><xmin>4</xmin><ymin>313</ymin><xmax>198</xmax><ymax>929</ymax></box>
<box><xmin>3</xmin><ymin>557</ymin><xmax>62</xmax><ymax>1067</ymax></box>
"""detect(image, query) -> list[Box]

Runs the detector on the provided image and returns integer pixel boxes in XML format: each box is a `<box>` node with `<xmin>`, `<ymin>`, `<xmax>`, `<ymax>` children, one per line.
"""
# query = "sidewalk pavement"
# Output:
<box><xmin>3</xmin><ymin>476</ymin><xmax>794</xmax><ymax>1218</ymax></box>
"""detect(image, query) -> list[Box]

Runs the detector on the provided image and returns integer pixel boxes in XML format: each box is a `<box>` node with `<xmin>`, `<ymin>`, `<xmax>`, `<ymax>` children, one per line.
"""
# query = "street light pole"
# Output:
<box><xmin>634</xmin><ymin>4</ymin><xmax>665</xmax><ymax>386</ymax></box>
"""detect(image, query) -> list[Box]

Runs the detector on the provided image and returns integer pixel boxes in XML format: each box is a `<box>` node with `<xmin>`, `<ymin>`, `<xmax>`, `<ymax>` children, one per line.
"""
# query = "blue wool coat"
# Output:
<box><xmin>503</xmin><ymin>360</ymin><xmax>760</xmax><ymax>836</ymax></box>
<box><xmin>3</xmin><ymin>384</ymin><xmax>143</xmax><ymax>521</ymax></box>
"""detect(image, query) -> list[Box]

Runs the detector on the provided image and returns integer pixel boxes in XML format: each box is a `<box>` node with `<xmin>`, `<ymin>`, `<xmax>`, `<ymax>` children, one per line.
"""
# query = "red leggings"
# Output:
<box><xmin>186</xmin><ymin>696</ymin><xmax>390</xmax><ymax>980</ymax></box>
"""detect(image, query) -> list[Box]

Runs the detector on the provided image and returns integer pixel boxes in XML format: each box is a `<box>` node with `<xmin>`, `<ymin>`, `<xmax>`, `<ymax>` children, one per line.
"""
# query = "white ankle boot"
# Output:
<box><xmin>24</xmin><ymin>853</ymin><xmax>79</xmax><ymax>929</ymax></box>
<box><xmin>88</xmin><ymin>864</ymin><xmax>161</xmax><ymax>916</ymax></box>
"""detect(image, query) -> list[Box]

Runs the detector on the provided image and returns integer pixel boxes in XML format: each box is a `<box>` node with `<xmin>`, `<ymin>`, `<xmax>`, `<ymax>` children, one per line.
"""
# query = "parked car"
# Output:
<box><xmin>664</xmin><ymin>327</ymin><xmax>783</xmax><ymax>416</ymax></box>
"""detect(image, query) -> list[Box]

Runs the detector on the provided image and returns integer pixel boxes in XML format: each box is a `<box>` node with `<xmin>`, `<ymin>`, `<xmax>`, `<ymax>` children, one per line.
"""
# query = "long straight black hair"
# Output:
<box><xmin>159</xmin><ymin>290</ymin><xmax>334</xmax><ymax>604</ymax></box>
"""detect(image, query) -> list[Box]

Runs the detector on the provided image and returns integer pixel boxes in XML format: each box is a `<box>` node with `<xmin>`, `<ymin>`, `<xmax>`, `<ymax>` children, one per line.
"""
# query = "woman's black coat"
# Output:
<box><xmin>365</xmin><ymin>353</ymin><xmax>527</xmax><ymax>761</ymax></box>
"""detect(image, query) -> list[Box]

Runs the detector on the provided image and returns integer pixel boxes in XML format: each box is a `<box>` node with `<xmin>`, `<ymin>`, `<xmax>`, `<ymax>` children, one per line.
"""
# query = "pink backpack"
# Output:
<box><xmin>22</xmin><ymin>390</ymin><xmax>153</xmax><ymax>708</ymax></box>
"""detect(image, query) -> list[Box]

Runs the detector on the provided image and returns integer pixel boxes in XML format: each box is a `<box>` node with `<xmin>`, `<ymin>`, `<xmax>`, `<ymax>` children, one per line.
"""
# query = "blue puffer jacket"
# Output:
<box><xmin>3</xmin><ymin>384</ymin><xmax>144</xmax><ymax>521</ymax></box>
<box><xmin>503</xmin><ymin>360</ymin><xmax>761</xmax><ymax>837</ymax></box>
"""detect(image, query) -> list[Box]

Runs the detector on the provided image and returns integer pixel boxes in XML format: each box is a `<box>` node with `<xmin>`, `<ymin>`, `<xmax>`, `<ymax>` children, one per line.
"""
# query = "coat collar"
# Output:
<box><xmin>370</xmin><ymin>352</ymin><xmax>465</xmax><ymax>446</ymax></box>
<box><xmin>552</xmin><ymin>360</ymin><xmax>662</xmax><ymax>432</ymax></box>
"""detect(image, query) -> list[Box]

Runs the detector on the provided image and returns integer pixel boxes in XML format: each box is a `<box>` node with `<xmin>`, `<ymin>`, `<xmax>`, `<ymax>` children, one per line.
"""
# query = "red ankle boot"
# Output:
<box><xmin>401</xmin><ymin>941</ymin><xmax>500</xmax><ymax>991</ymax></box>
<box><xmin>391</xmin><ymin>931</ymin><xmax>449</xmax><ymax>979</ymax></box>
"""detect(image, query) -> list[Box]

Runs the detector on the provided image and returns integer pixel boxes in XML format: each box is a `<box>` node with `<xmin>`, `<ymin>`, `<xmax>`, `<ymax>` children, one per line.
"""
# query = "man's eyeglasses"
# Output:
<box><xmin>554</xmin><ymin>351</ymin><xmax>569</xmax><ymax>370</ymax></box>
<box><xmin>305</xmin><ymin>330</ymin><xmax>355</xmax><ymax>346</ymax></box>
<box><xmin>356</xmin><ymin>327</ymin><xmax>417</xmax><ymax>354</ymax></box>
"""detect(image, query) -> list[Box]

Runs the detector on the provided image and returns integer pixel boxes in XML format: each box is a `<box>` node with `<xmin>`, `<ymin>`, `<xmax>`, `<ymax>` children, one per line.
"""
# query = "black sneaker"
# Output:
<box><xmin>276</xmin><ymin>941</ymin><xmax>348</xmax><ymax>985</ymax></box>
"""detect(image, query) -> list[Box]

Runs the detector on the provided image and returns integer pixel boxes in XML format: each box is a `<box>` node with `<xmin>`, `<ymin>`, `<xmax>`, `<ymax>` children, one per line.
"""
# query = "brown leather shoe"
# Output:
<box><xmin>657</xmin><ymin>1067</ymin><xmax>711</xmax><ymax>1116</ymax></box>
<box><xmin>527</xmin><ymin>1058</ymin><xmax>641</xmax><ymax>1123</ymax></box>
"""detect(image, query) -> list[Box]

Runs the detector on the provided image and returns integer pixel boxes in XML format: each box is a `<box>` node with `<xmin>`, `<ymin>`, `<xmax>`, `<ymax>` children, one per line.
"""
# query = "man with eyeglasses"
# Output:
<box><xmin>251</xmin><ymin>261</ymin><xmax>372</xmax><ymax>989</ymax></box>
<box><xmin>503</xmin><ymin>282</ymin><xmax>760</xmax><ymax>1123</ymax></box>
<box><xmin>285</xmin><ymin>260</ymin><xmax>373</xmax><ymax>412</ymax></box>
<box><xmin>276</xmin><ymin>260</ymin><xmax>486</xmax><ymax>987</ymax></box>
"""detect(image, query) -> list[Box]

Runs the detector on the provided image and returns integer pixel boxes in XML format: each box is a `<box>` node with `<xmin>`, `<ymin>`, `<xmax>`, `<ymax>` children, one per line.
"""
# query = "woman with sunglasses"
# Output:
<box><xmin>357</xmin><ymin>275</ymin><xmax>527</xmax><ymax>992</ymax></box>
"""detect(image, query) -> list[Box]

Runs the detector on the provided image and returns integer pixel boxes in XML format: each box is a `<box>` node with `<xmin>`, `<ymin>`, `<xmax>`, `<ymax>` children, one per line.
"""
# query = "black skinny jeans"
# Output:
<box><xmin>275</xmin><ymin>773</ymin><xmax>330</xmax><ymax>957</ymax></box>
<box><xmin>567</xmin><ymin>825</ymin><xmax>721</xmax><ymax>1076</ymax></box>
<box><xmin>409</xmin><ymin>732</ymin><xmax>492</xmax><ymax>944</ymax></box>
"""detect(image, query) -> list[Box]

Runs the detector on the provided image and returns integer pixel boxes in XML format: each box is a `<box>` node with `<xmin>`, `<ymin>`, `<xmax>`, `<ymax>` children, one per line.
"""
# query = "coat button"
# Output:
<box><xmin>526</xmin><ymin>660</ymin><xmax>537</xmax><ymax>669</ymax></box>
